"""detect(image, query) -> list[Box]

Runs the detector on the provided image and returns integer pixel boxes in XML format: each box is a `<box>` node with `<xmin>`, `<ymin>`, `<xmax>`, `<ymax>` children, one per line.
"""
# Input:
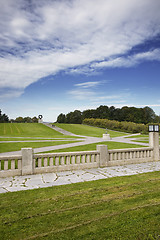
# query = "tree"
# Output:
<box><xmin>66</xmin><ymin>110</ymin><xmax>82</xmax><ymax>124</ymax></box>
<box><xmin>32</xmin><ymin>117</ymin><xmax>38</xmax><ymax>123</ymax></box>
<box><xmin>0</xmin><ymin>109</ymin><xmax>9</xmax><ymax>123</ymax></box>
<box><xmin>57</xmin><ymin>113</ymin><xmax>66</xmax><ymax>123</ymax></box>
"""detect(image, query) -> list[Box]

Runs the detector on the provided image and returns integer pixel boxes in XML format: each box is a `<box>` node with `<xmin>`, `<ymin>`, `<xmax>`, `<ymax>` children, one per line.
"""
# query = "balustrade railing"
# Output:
<box><xmin>34</xmin><ymin>151</ymin><xmax>99</xmax><ymax>173</ymax></box>
<box><xmin>0</xmin><ymin>145</ymin><xmax>158</xmax><ymax>178</ymax></box>
<box><xmin>0</xmin><ymin>155</ymin><xmax>22</xmax><ymax>177</ymax></box>
<box><xmin>108</xmin><ymin>147</ymin><xmax>153</xmax><ymax>166</ymax></box>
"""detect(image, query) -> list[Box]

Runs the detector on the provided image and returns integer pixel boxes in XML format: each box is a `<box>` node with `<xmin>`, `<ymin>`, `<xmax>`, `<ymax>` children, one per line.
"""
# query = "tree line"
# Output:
<box><xmin>0</xmin><ymin>109</ymin><xmax>38</xmax><ymax>123</ymax></box>
<box><xmin>57</xmin><ymin>105</ymin><xmax>159</xmax><ymax>124</ymax></box>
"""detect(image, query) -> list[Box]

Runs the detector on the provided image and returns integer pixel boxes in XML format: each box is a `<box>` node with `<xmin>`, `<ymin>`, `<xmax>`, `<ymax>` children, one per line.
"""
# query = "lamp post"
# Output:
<box><xmin>149</xmin><ymin>124</ymin><xmax>159</xmax><ymax>160</ymax></box>
<box><xmin>148</xmin><ymin>124</ymin><xmax>159</xmax><ymax>133</ymax></box>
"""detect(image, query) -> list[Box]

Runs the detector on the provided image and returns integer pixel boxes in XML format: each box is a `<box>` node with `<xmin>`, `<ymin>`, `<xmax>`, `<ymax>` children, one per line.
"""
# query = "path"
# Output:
<box><xmin>0</xmin><ymin>161</ymin><xmax>159</xmax><ymax>193</ymax></box>
<box><xmin>0</xmin><ymin>124</ymin><xmax>149</xmax><ymax>156</ymax></box>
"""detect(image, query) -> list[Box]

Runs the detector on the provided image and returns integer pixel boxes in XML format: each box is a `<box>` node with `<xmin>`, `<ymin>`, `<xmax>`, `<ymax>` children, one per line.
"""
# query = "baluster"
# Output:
<box><xmin>4</xmin><ymin>160</ymin><xmax>8</xmax><ymax>170</ymax></box>
<box><xmin>66</xmin><ymin>156</ymin><xmax>70</xmax><ymax>165</ymax></box>
<box><xmin>76</xmin><ymin>155</ymin><xmax>80</xmax><ymax>164</ymax></box>
<box><xmin>49</xmin><ymin>157</ymin><xmax>53</xmax><ymax>166</ymax></box>
<box><xmin>55</xmin><ymin>156</ymin><xmax>59</xmax><ymax>166</ymax></box>
<box><xmin>86</xmin><ymin>155</ymin><xmax>90</xmax><ymax>163</ymax></box>
<box><xmin>81</xmin><ymin>155</ymin><xmax>85</xmax><ymax>164</ymax></box>
<box><xmin>118</xmin><ymin>152</ymin><xmax>121</xmax><ymax>160</ymax></box>
<box><xmin>96</xmin><ymin>154</ymin><xmax>100</xmax><ymax>163</ymax></box>
<box><xmin>44</xmin><ymin>157</ymin><xmax>48</xmax><ymax>167</ymax></box>
<box><xmin>18</xmin><ymin>159</ymin><xmax>21</xmax><ymax>169</ymax></box>
<box><xmin>0</xmin><ymin>161</ymin><xmax>1</xmax><ymax>170</ymax></box>
<box><xmin>129</xmin><ymin>152</ymin><xmax>131</xmax><ymax>159</ymax></box>
<box><xmin>38</xmin><ymin>158</ymin><xmax>41</xmax><ymax>167</ymax></box>
<box><xmin>91</xmin><ymin>154</ymin><xmax>95</xmax><ymax>162</ymax></box>
<box><xmin>11</xmin><ymin>159</ymin><xmax>15</xmax><ymax>170</ymax></box>
<box><xmin>71</xmin><ymin>155</ymin><xmax>75</xmax><ymax>165</ymax></box>
<box><xmin>139</xmin><ymin>151</ymin><xmax>142</xmax><ymax>158</ymax></box>
<box><xmin>133</xmin><ymin>151</ymin><xmax>136</xmax><ymax>159</ymax></box>
<box><xmin>61</xmin><ymin>156</ymin><xmax>65</xmax><ymax>165</ymax></box>
<box><xmin>110</xmin><ymin>153</ymin><xmax>113</xmax><ymax>161</ymax></box>
<box><xmin>125</xmin><ymin>152</ymin><xmax>128</xmax><ymax>160</ymax></box>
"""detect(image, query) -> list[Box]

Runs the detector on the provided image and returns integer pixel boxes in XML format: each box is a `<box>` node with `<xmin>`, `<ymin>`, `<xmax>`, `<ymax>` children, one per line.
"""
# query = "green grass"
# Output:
<box><xmin>0</xmin><ymin>123</ymin><xmax>75</xmax><ymax>138</ymax></box>
<box><xmin>42</xmin><ymin>141</ymin><xmax>144</xmax><ymax>153</ymax></box>
<box><xmin>0</xmin><ymin>171</ymin><xmax>160</xmax><ymax>239</ymax></box>
<box><xmin>55</xmin><ymin>123</ymin><xmax>128</xmax><ymax>137</ymax></box>
<box><xmin>0</xmin><ymin>140</ymin><xmax>81</xmax><ymax>153</ymax></box>
<box><xmin>126</xmin><ymin>134</ymin><xmax>148</xmax><ymax>138</ymax></box>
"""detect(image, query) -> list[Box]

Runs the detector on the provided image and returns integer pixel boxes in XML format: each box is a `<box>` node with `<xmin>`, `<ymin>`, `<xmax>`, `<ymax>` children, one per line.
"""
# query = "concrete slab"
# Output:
<box><xmin>0</xmin><ymin>161</ymin><xmax>160</xmax><ymax>194</ymax></box>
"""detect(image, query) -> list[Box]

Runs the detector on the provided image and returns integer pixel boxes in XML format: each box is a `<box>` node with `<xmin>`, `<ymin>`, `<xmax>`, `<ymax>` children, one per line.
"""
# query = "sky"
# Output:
<box><xmin>0</xmin><ymin>0</ymin><xmax>160</xmax><ymax>122</ymax></box>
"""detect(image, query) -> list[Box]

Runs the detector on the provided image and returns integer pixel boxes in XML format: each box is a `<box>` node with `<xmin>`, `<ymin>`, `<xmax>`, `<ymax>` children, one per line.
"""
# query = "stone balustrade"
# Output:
<box><xmin>0</xmin><ymin>144</ymin><xmax>159</xmax><ymax>178</ymax></box>
<box><xmin>0</xmin><ymin>155</ymin><xmax>22</xmax><ymax>177</ymax></box>
<box><xmin>108</xmin><ymin>147</ymin><xmax>153</xmax><ymax>166</ymax></box>
<box><xmin>34</xmin><ymin>151</ymin><xmax>100</xmax><ymax>174</ymax></box>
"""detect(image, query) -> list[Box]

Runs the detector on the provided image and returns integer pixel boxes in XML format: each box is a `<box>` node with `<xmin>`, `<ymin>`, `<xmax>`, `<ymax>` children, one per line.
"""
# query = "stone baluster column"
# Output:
<box><xmin>97</xmin><ymin>145</ymin><xmax>109</xmax><ymax>167</ymax></box>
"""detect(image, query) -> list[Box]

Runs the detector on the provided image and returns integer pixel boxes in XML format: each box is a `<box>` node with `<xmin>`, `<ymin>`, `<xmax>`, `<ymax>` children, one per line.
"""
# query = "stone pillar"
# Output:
<box><xmin>21</xmin><ymin>148</ymin><xmax>34</xmax><ymax>175</ymax></box>
<box><xmin>97</xmin><ymin>145</ymin><xmax>109</xmax><ymax>167</ymax></box>
<box><xmin>103</xmin><ymin>134</ymin><xmax>111</xmax><ymax>140</ymax></box>
<box><xmin>149</xmin><ymin>132</ymin><xmax>159</xmax><ymax>161</ymax></box>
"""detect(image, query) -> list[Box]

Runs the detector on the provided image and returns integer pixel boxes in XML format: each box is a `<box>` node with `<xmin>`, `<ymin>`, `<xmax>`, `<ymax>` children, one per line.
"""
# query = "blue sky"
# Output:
<box><xmin>0</xmin><ymin>0</ymin><xmax>160</xmax><ymax>122</ymax></box>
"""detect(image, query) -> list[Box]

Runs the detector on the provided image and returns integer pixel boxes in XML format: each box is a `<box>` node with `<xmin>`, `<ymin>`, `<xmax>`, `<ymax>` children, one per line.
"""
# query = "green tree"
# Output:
<box><xmin>0</xmin><ymin>109</ymin><xmax>9</xmax><ymax>123</ymax></box>
<box><xmin>66</xmin><ymin>110</ymin><xmax>82</xmax><ymax>124</ymax></box>
<box><xmin>57</xmin><ymin>113</ymin><xmax>66</xmax><ymax>123</ymax></box>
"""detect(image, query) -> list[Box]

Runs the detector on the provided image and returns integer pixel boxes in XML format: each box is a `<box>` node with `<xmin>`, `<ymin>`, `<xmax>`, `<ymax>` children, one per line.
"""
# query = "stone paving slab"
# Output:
<box><xmin>0</xmin><ymin>161</ymin><xmax>160</xmax><ymax>194</ymax></box>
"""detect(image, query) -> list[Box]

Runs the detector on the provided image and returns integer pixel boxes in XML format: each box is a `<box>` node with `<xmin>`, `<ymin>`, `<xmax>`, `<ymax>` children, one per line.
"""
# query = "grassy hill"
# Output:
<box><xmin>55</xmin><ymin>123</ymin><xmax>128</xmax><ymax>137</ymax></box>
<box><xmin>0</xmin><ymin>123</ymin><xmax>65</xmax><ymax>138</ymax></box>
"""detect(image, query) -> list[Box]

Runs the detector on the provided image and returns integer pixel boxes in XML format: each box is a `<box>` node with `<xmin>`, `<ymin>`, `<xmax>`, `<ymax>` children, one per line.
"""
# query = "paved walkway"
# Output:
<box><xmin>0</xmin><ymin>161</ymin><xmax>159</xmax><ymax>194</ymax></box>
<box><xmin>0</xmin><ymin>132</ymin><xmax>148</xmax><ymax>157</ymax></box>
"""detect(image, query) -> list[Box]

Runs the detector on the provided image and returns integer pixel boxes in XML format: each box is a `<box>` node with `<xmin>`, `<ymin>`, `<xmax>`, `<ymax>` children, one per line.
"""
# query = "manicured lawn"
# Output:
<box><xmin>42</xmin><ymin>141</ymin><xmax>144</xmax><ymax>153</ymax></box>
<box><xmin>55</xmin><ymin>123</ymin><xmax>128</xmax><ymax>137</ymax></box>
<box><xmin>0</xmin><ymin>123</ymin><xmax>74</xmax><ymax>138</ymax></box>
<box><xmin>0</xmin><ymin>171</ymin><xmax>160</xmax><ymax>239</ymax></box>
<box><xmin>0</xmin><ymin>140</ymin><xmax>81</xmax><ymax>153</ymax></box>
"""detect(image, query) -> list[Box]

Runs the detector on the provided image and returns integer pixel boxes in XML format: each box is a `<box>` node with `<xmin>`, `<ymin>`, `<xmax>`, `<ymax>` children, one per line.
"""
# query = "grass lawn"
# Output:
<box><xmin>42</xmin><ymin>141</ymin><xmax>144</xmax><ymax>153</ymax></box>
<box><xmin>0</xmin><ymin>123</ymin><xmax>75</xmax><ymax>138</ymax></box>
<box><xmin>0</xmin><ymin>140</ymin><xmax>81</xmax><ymax>153</ymax></box>
<box><xmin>0</xmin><ymin>171</ymin><xmax>160</xmax><ymax>239</ymax></box>
<box><xmin>55</xmin><ymin>123</ymin><xmax>128</xmax><ymax>137</ymax></box>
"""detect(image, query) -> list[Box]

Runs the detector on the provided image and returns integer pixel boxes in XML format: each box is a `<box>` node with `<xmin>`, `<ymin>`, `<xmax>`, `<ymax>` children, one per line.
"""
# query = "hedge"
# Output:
<box><xmin>82</xmin><ymin>118</ymin><xmax>149</xmax><ymax>134</ymax></box>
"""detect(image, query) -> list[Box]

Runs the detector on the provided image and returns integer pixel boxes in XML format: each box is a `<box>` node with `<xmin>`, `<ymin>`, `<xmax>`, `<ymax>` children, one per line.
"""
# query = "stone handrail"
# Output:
<box><xmin>0</xmin><ymin>155</ymin><xmax>22</xmax><ymax>178</ymax></box>
<box><xmin>34</xmin><ymin>150</ymin><xmax>100</xmax><ymax>174</ymax></box>
<box><xmin>0</xmin><ymin>144</ymin><xmax>159</xmax><ymax>178</ymax></box>
<box><xmin>108</xmin><ymin>147</ymin><xmax>153</xmax><ymax>166</ymax></box>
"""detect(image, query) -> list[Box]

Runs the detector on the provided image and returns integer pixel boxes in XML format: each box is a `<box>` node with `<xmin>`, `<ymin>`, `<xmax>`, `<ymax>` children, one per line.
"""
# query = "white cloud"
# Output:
<box><xmin>92</xmin><ymin>49</ymin><xmax>160</xmax><ymax>68</ymax></box>
<box><xmin>0</xmin><ymin>88</ymin><xmax>24</xmax><ymax>101</ymax></box>
<box><xmin>1</xmin><ymin>0</ymin><xmax>160</xmax><ymax>100</ymax></box>
<box><xmin>74</xmin><ymin>81</ymin><xmax>102</xmax><ymax>88</ymax></box>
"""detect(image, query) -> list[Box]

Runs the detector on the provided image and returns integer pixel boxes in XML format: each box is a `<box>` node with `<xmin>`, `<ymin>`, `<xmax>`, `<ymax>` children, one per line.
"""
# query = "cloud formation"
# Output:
<box><xmin>1</xmin><ymin>0</ymin><xmax>160</xmax><ymax>100</ymax></box>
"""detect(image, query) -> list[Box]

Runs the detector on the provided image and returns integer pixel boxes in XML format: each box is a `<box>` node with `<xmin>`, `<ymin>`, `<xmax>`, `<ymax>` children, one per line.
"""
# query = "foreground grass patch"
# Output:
<box><xmin>44</xmin><ymin>141</ymin><xmax>144</xmax><ymax>153</ymax></box>
<box><xmin>0</xmin><ymin>171</ymin><xmax>160</xmax><ymax>239</ymax></box>
<box><xmin>0</xmin><ymin>140</ymin><xmax>81</xmax><ymax>153</ymax></box>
